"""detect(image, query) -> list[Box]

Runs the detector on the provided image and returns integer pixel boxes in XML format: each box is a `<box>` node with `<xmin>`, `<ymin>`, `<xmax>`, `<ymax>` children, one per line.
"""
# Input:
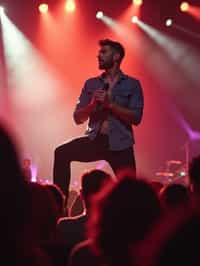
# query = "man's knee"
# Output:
<box><xmin>54</xmin><ymin>144</ymin><xmax>69</xmax><ymax>161</ymax></box>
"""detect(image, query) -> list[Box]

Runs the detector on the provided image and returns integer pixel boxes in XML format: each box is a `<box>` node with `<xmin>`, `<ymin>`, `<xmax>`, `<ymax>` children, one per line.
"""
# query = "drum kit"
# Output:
<box><xmin>155</xmin><ymin>160</ymin><xmax>189</xmax><ymax>186</ymax></box>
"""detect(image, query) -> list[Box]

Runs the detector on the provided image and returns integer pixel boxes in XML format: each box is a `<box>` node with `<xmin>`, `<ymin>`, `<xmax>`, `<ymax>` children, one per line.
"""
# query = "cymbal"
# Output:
<box><xmin>155</xmin><ymin>172</ymin><xmax>174</xmax><ymax>177</ymax></box>
<box><xmin>166</xmin><ymin>160</ymin><xmax>182</xmax><ymax>164</ymax></box>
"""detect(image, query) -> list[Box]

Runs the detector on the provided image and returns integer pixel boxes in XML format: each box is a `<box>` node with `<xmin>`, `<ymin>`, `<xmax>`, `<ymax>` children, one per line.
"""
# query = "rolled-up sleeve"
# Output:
<box><xmin>129</xmin><ymin>80</ymin><xmax>144</xmax><ymax>125</ymax></box>
<box><xmin>73</xmin><ymin>80</ymin><xmax>91</xmax><ymax>123</ymax></box>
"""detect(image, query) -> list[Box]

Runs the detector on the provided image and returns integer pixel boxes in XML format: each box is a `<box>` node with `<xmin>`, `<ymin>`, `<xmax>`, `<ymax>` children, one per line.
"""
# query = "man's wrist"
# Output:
<box><xmin>88</xmin><ymin>101</ymin><xmax>96</xmax><ymax>111</ymax></box>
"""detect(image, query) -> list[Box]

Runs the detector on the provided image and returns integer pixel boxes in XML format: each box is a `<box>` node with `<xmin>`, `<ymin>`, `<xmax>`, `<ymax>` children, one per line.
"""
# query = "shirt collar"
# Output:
<box><xmin>99</xmin><ymin>70</ymin><xmax>127</xmax><ymax>82</ymax></box>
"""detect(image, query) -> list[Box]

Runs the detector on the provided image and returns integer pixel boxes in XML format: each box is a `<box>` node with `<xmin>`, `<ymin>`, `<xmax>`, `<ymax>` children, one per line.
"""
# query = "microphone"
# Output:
<box><xmin>103</xmin><ymin>82</ymin><xmax>109</xmax><ymax>91</ymax></box>
<box><xmin>96</xmin><ymin>82</ymin><xmax>109</xmax><ymax>110</ymax></box>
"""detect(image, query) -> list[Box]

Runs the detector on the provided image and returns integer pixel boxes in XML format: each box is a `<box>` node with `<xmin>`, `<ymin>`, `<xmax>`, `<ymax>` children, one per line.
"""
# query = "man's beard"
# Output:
<box><xmin>98</xmin><ymin>59</ymin><xmax>114</xmax><ymax>70</ymax></box>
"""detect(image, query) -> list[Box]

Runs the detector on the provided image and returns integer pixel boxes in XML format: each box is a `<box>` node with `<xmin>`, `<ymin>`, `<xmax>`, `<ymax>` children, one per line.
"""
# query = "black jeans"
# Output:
<box><xmin>53</xmin><ymin>134</ymin><xmax>136</xmax><ymax>197</ymax></box>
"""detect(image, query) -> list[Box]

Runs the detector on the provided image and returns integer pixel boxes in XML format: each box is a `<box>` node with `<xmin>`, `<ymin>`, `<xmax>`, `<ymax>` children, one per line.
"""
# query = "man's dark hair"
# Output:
<box><xmin>189</xmin><ymin>155</ymin><xmax>200</xmax><ymax>191</ymax></box>
<box><xmin>99</xmin><ymin>39</ymin><xmax>125</xmax><ymax>62</ymax></box>
<box><xmin>159</xmin><ymin>183</ymin><xmax>189</xmax><ymax>208</ymax></box>
<box><xmin>45</xmin><ymin>183</ymin><xmax>65</xmax><ymax>215</ymax></box>
<box><xmin>81</xmin><ymin>169</ymin><xmax>111</xmax><ymax>208</ymax></box>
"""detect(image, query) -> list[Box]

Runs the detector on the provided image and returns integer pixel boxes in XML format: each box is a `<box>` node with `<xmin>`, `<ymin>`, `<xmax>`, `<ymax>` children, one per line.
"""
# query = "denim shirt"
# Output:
<box><xmin>73</xmin><ymin>72</ymin><xmax>144</xmax><ymax>151</ymax></box>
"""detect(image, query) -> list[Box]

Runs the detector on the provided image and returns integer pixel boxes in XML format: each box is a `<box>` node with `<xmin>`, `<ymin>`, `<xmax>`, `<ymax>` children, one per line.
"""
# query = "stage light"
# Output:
<box><xmin>180</xmin><ymin>2</ymin><xmax>189</xmax><ymax>12</ymax></box>
<box><xmin>165</xmin><ymin>18</ymin><xmax>173</xmax><ymax>27</ymax></box>
<box><xmin>133</xmin><ymin>0</ymin><xmax>143</xmax><ymax>6</ymax></box>
<box><xmin>38</xmin><ymin>3</ymin><xmax>48</xmax><ymax>14</ymax></box>
<box><xmin>96</xmin><ymin>11</ymin><xmax>104</xmax><ymax>19</ymax></box>
<box><xmin>65</xmin><ymin>0</ymin><xmax>76</xmax><ymax>12</ymax></box>
<box><xmin>131</xmin><ymin>16</ymin><xmax>138</xmax><ymax>24</ymax></box>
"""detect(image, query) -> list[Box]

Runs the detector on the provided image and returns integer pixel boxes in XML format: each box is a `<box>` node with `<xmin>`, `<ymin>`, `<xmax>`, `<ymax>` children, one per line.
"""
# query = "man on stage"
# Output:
<box><xmin>53</xmin><ymin>39</ymin><xmax>144</xmax><ymax>198</ymax></box>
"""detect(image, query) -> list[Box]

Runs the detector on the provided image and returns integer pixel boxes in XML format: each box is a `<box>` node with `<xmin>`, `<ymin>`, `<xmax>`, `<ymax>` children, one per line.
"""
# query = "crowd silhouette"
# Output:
<box><xmin>1</xmin><ymin>122</ymin><xmax>200</xmax><ymax>266</ymax></box>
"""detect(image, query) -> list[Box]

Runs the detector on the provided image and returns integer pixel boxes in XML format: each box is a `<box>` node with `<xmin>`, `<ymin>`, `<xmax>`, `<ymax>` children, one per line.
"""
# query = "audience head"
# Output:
<box><xmin>0</xmin><ymin>124</ymin><xmax>26</xmax><ymax>186</ymax></box>
<box><xmin>45</xmin><ymin>183</ymin><xmax>66</xmax><ymax>217</ymax></box>
<box><xmin>159</xmin><ymin>183</ymin><xmax>190</xmax><ymax>209</ymax></box>
<box><xmin>136</xmin><ymin>203</ymin><xmax>200</xmax><ymax>266</ymax></box>
<box><xmin>0</xmin><ymin>123</ymin><xmax>29</xmax><ymax>236</ymax></box>
<box><xmin>80</xmin><ymin>168</ymin><xmax>112</xmax><ymax>210</ymax></box>
<box><xmin>88</xmin><ymin>169</ymin><xmax>161</xmax><ymax>266</ymax></box>
<box><xmin>26</xmin><ymin>182</ymin><xmax>60</xmax><ymax>244</ymax></box>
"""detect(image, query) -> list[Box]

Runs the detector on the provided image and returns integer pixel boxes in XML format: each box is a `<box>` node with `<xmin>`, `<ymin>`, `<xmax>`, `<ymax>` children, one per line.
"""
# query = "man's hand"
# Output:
<box><xmin>91</xmin><ymin>89</ymin><xmax>110</xmax><ymax>108</ymax></box>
